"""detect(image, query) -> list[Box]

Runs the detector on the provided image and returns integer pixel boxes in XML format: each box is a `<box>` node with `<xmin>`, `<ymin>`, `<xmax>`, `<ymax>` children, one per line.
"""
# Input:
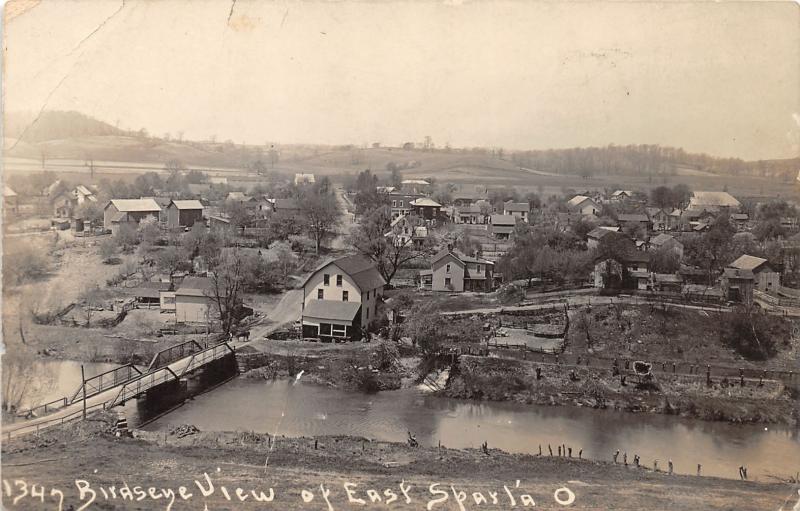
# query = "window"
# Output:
<box><xmin>392</xmin><ymin>200</ymin><xmax>397</xmax><ymax>207</ymax></box>
<box><xmin>320</xmin><ymin>323</ymin><xmax>332</xmax><ymax>335</ymax></box>
<box><xmin>445</xmin><ymin>277</ymin><xmax>451</xmax><ymax>287</ymax></box>
<box><xmin>366</xmin><ymin>307</ymin><xmax>369</xmax><ymax>319</ymax></box>
<box><xmin>446</xmin><ymin>263</ymin><xmax>451</xmax><ymax>273</ymax></box>
<box><xmin>399</xmin><ymin>200</ymin><xmax>404</xmax><ymax>207</ymax></box>
<box><xmin>336</xmin><ymin>275</ymin><xmax>342</xmax><ymax>287</ymax></box>
<box><xmin>342</xmin><ymin>291</ymin><xmax>349</xmax><ymax>302</ymax></box>
<box><xmin>332</xmin><ymin>324</ymin><xmax>346</xmax><ymax>336</ymax></box>
<box><xmin>323</xmin><ymin>274</ymin><xmax>330</xmax><ymax>286</ymax></box>
<box><xmin>317</xmin><ymin>289</ymin><xmax>324</xmax><ymax>299</ymax></box>
<box><xmin>477</xmin><ymin>264</ymin><xmax>482</xmax><ymax>273</ymax></box>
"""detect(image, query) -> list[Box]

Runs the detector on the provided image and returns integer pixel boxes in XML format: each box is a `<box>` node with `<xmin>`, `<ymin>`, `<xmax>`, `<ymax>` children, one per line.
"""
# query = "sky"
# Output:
<box><xmin>3</xmin><ymin>0</ymin><xmax>799</xmax><ymax>160</ymax></box>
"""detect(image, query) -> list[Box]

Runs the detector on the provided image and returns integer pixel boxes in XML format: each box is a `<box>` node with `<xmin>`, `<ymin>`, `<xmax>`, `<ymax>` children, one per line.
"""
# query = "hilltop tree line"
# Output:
<box><xmin>509</xmin><ymin>144</ymin><xmax>798</xmax><ymax>180</ymax></box>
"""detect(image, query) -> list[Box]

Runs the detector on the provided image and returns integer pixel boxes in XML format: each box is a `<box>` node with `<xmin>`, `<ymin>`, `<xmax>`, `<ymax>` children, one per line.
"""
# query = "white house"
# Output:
<box><xmin>566</xmin><ymin>195</ymin><xmax>600</xmax><ymax>216</ymax></box>
<box><xmin>301</xmin><ymin>255</ymin><xmax>386</xmax><ymax>341</ymax></box>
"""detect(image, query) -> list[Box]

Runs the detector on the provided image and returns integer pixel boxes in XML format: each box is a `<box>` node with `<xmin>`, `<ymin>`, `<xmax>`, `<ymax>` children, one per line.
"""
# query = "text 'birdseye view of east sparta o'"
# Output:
<box><xmin>2</xmin><ymin>2</ymin><xmax>800</xmax><ymax>510</ymax></box>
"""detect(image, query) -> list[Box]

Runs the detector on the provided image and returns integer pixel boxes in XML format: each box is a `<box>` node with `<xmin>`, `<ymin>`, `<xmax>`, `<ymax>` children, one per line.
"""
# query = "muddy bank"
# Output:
<box><xmin>236</xmin><ymin>342</ymin><xmax>414</xmax><ymax>392</ymax></box>
<box><xmin>444</xmin><ymin>356</ymin><xmax>800</xmax><ymax>426</ymax></box>
<box><xmin>2</xmin><ymin>411</ymin><xmax>794</xmax><ymax>510</ymax></box>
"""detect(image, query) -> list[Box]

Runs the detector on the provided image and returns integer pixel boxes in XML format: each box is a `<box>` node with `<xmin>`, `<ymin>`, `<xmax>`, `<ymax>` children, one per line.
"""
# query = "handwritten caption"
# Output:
<box><xmin>2</xmin><ymin>473</ymin><xmax>577</xmax><ymax>510</ymax></box>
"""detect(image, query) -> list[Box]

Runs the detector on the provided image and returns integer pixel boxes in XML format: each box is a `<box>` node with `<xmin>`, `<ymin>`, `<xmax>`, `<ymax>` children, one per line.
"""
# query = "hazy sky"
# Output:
<box><xmin>4</xmin><ymin>0</ymin><xmax>799</xmax><ymax>160</ymax></box>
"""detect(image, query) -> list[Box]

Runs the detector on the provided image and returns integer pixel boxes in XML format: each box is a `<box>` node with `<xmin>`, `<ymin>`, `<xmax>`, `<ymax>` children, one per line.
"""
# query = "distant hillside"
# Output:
<box><xmin>6</xmin><ymin>110</ymin><xmax>125</xmax><ymax>143</ymax></box>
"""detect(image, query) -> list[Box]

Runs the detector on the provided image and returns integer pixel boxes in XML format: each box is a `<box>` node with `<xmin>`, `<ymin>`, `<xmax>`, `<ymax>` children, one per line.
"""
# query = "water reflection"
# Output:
<box><xmin>141</xmin><ymin>378</ymin><xmax>800</xmax><ymax>481</ymax></box>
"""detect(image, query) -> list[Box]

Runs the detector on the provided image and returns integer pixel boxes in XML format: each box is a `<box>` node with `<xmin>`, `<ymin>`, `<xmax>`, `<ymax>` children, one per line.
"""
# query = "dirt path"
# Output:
<box><xmin>245</xmin><ymin>289</ymin><xmax>303</xmax><ymax>341</ymax></box>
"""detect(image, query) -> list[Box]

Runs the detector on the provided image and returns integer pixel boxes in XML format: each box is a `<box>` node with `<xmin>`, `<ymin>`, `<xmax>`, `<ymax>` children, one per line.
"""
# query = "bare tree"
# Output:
<box><xmin>298</xmin><ymin>182</ymin><xmax>340</xmax><ymax>254</ymax></box>
<box><xmin>2</xmin><ymin>351</ymin><xmax>55</xmax><ymax>413</ymax></box>
<box><xmin>207</xmin><ymin>248</ymin><xmax>247</xmax><ymax>334</ymax></box>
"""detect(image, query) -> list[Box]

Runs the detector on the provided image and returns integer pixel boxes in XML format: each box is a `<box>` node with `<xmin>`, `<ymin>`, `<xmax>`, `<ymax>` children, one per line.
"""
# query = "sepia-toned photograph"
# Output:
<box><xmin>1</xmin><ymin>1</ymin><xmax>799</xmax><ymax>509</ymax></box>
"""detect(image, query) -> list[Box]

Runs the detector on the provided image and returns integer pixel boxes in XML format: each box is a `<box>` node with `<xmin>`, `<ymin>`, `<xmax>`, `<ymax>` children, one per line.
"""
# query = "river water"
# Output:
<box><xmin>138</xmin><ymin>378</ymin><xmax>800</xmax><ymax>481</ymax></box>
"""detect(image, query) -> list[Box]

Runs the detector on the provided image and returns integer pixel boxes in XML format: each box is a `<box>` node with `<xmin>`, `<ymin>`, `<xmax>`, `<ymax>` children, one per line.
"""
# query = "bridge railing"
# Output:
<box><xmin>147</xmin><ymin>339</ymin><xmax>203</xmax><ymax>372</ymax></box>
<box><xmin>68</xmin><ymin>364</ymin><xmax>143</xmax><ymax>403</ymax></box>
<box><xmin>4</xmin><ymin>401</ymin><xmax>109</xmax><ymax>438</ymax></box>
<box><xmin>15</xmin><ymin>397</ymin><xmax>69</xmax><ymax>419</ymax></box>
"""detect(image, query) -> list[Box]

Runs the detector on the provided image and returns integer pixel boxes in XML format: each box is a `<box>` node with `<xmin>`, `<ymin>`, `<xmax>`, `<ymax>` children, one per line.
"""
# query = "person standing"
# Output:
<box><xmin>613</xmin><ymin>450</ymin><xmax>619</xmax><ymax>464</ymax></box>
<box><xmin>668</xmin><ymin>459</ymin><xmax>674</xmax><ymax>475</ymax></box>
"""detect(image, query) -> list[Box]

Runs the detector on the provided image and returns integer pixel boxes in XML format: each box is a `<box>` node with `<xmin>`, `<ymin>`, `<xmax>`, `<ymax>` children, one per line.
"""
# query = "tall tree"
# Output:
<box><xmin>348</xmin><ymin>206</ymin><xmax>429</xmax><ymax>284</ymax></box>
<box><xmin>298</xmin><ymin>182</ymin><xmax>340</xmax><ymax>254</ymax></box>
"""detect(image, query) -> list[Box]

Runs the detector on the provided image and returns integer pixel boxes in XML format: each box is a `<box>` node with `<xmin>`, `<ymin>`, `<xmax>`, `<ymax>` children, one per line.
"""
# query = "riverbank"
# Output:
<box><xmin>444</xmin><ymin>355</ymin><xmax>800</xmax><ymax>426</ymax></box>
<box><xmin>236</xmin><ymin>339</ymin><xmax>416</xmax><ymax>392</ymax></box>
<box><xmin>2</xmin><ymin>411</ymin><xmax>795</xmax><ymax>511</ymax></box>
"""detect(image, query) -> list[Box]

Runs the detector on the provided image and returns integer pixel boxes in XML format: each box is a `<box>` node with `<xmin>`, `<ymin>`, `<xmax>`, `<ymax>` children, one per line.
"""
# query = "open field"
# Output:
<box><xmin>2</xmin><ymin>411</ymin><xmax>796</xmax><ymax>511</ymax></box>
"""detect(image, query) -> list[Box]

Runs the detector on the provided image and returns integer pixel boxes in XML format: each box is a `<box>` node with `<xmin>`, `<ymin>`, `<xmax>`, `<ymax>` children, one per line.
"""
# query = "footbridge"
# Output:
<box><xmin>3</xmin><ymin>340</ymin><xmax>235</xmax><ymax>439</ymax></box>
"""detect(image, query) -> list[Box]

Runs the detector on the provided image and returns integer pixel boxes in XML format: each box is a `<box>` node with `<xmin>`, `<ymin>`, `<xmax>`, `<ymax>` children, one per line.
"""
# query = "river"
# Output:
<box><xmin>137</xmin><ymin>377</ymin><xmax>800</xmax><ymax>481</ymax></box>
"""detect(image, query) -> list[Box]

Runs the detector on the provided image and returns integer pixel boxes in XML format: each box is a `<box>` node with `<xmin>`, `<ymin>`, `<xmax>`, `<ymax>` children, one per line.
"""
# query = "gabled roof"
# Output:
<box><xmin>567</xmin><ymin>195</ymin><xmax>594</xmax><ymax>208</ymax></box>
<box><xmin>410</xmin><ymin>198</ymin><xmax>442</xmax><ymax>208</ymax></box>
<box><xmin>176</xmin><ymin>276</ymin><xmax>215</xmax><ymax>297</ymax></box>
<box><xmin>431</xmin><ymin>249</ymin><xmax>493</xmax><ymax>267</ymax></box>
<box><xmin>612</xmin><ymin>190</ymin><xmax>633</xmax><ymax>197</ymax></box>
<box><xmin>75</xmin><ymin>185</ymin><xmax>94</xmax><ymax>196</ymax></box>
<box><xmin>170</xmin><ymin>199</ymin><xmax>204</xmax><ymax>210</ymax></box>
<box><xmin>107</xmin><ymin>198</ymin><xmax>161</xmax><ymax>212</ymax></box>
<box><xmin>491</xmin><ymin>214</ymin><xmax>516</xmax><ymax>225</ymax></box>
<box><xmin>649</xmin><ymin>233</ymin><xmax>679</xmax><ymax>247</ymax></box>
<box><xmin>504</xmin><ymin>202</ymin><xmax>530</xmax><ymax>212</ymax></box>
<box><xmin>302</xmin><ymin>255</ymin><xmax>386</xmax><ymax>292</ymax></box>
<box><xmin>226</xmin><ymin>191</ymin><xmax>249</xmax><ymax>201</ymax></box>
<box><xmin>587</xmin><ymin>227</ymin><xmax>617</xmax><ymax>240</ymax></box>
<box><xmin>688</xmin><ymin>191</ymin><xmax>741</xmax><ymax>209</ymax></box>
<box><xmin>303</xmin><ymin>300</ymin><xmax>361</xmax><ymax>321</ymax></box>
<box><xmin>729</xmin><ymin>254</ymin><xmax>770</xmax><ymax>272</ymax></box>
<box><xmin>4</xmin><ymin>185</ymin><xmax>17</xmax><ymax>197</ymax></box>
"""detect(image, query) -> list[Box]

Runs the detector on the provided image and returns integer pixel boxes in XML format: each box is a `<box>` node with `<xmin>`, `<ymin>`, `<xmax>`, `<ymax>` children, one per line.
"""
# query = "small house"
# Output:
<box><xmin>425</xmin><ymin>249</ymin><xmax>495</xmax><ymax>292</ymax></box>
<box><xmin>166</xmin><ymin>199</ymin><xmax>204</xmax><ymax>229</ymax></box>
<box><xmin>103</xmin><ymin>198</ymin><xmax>162</xmax><ymax>231</ymax></box>
<box><xmin>490</xmin><ymin>214</ymin><xmax>516</xmax><ymax>239</ymax></box>
<box><xmin>727</xmin><ymin>255</ymin><xmax>780</xmax><ymax>293</ymax></box>
<box><xmin>410</xmin><ymin>197</ymin><xmax>442</xmax><ymax>221</ymax></box>
<box><xmin>503</xmin><ymin>201</ymin><xmax>530</xmax><ymax>221</ymax></box>
<box><xmin>566</xmin><ymin>195</ymin><xmax>600</xmax><ymax>216</ymax></box>
<box><xmin>648</xmin><ymin>233</ymin><xmax>684</xmax><ymax>259</ymax></box>
<box><xmin>294</xmin><ymin>173</ymin><xmax>316</xmax><ymax>186</ymax></box>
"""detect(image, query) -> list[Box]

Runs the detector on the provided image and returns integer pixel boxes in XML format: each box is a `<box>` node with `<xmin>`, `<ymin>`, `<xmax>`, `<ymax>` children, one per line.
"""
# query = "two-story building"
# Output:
<box><xmin>420</xmin><ymin>249</ymin><xmax>495</xmax><ymax>292</ymax></box>
<box><xmin>490</xmin><ymin>214</ymin><xmax>516</xmax><ymax>239</ymax></box>
<box><xmin>301</xmin><ymin>255</ymin><xmax>386</xmax><ymax>341</ymax></box>
<box><xmin>725</xmin><ymin>254</ymin><xmax>780</xmax><ymax>296</ymax></box>
<box><xmin>503</xmin><ymin>201</ymin><xmax>530</xmax><ymax>222</ymax></box>
<box><xmin>410</xmin><ymin>197</ymin><xmax>443</xmax><ymax>221</ymax></box>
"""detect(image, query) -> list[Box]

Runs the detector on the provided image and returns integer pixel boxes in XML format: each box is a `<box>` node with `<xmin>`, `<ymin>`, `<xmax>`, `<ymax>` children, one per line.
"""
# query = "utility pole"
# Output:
<box><xmin>81</xmin><ymin>364</ymin><xmax>87</xmax><ymax>419</ymax></box>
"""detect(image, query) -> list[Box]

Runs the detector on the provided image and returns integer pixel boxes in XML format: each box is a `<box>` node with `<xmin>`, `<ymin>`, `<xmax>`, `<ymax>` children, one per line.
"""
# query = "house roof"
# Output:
<box><xmin>655</xmin><ymin>273</ymin><xmax>682</xmax><ymax>283</ymax></box>
<box><xmin>274</xmin><ymin>198</ymin><xmax>300</xmax><ymax>210</ymax></box>
<box><xmin>170</xmin><ymin>199</ymin><xmax>204</xmax><ymax>210</ymax></box>
<box><xmin>131</xmin><ymin>281</ymin><xmax>172</xmax><ymax>298</ymax></box>
<box><xmin>617</xmin><ymin>213</ymin><xmax>650</xmax><ymax>223</ymax></box>
<box><xmin>410</xmin><ymin>198</ymin><xmax>442</xmax><ymax>208</ymax></box>
<box><xmin>649</xmin><ymin>233</ymin><xmax>678</xmax><ymax>246</ymax></box>
<box><xmin>303</xmin><ymin>255</ymin><xmax>386</xmax><ymax>292</ymax></box>
<box><xmin>729</xmin><ymin>254</ymin><xmax>769</xmax><ymax>272</ymax></box>
<box><xmin>418</xmin><ymin>269</ymin><xmax>433</xmax><ymax>276</ymax></box>
<box><xmin>108</xmin><ymin>198</ymin><xmax>162</xmax><ymax>212</ymax></box>
<box><xmin>303</xmin><ymin>300</ymin><xmax>361</xmax><ymax>321</ymax></box>
<box><xmin>402</xmin><ymin>179</ymin><xmax>430</xmax><ymax>185</ymax></box>
<box><xmin>431</xmin><ymin>249</ymin><xmax>493</xmax><ymax>267</ymax></box>
<box><xmin>587</xmin><ymin>227</ymin><xmax>617</xmax><ymax>240</ymax></box>
<box><xmin>175</xmin><ymin>276</ymin><xmax>215</xmax><ymax>296</ymax></box>
<box><xmin>504</xmin><ymin>202</ymin><xmax>530</xmax><ymax>212</ymax></box>
<box><xmin>75</xmin><ymin>185</ymin><xmax>94</xmax><ymax>196</ymax></box>
<box><xmin>491</xmin><ymin>214</ymin><xmax>516</xmax><ymax>225</ymax></box>
<box><xmin>688</xmin><ymin>191</ymin><xmax>741</xmax><ymax>209</ymax></box>
<box><xmin>730</xmin><ymin>213</ymin><xmax>749</xmax><ymax>221</ymax></box>
<box><xmin>567</xmin><ymin>195</ymin><xmax>593</xmax><ymax>208</ymax></box>
<box><xmin>611</xmin><ymin>190</ymin><xmax>633</xmax><ymax>197</ymax></box>
<box><xmin>3</xmin><ymin>185</ymin><xmax>17</xmax><ymax>197</ymax></box>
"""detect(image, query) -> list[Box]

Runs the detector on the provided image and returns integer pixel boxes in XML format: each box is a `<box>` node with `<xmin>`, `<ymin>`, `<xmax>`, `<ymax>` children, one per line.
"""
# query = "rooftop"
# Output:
<box><xmin>688</xmin><ymin>191</ymin><xmax>741</xmax><ymax>209</ymax></box>
<box><xmin>108</xmin><ymin>198</ymin><xmax>162</xmax><ymax>212</ymax></box>
<box><xmin>504</xmin><ymin>201</ymin><xmax>530</xmax><ymax>212</ymax></box>
<box><xmin>728</xmin><ymin>254</ymin><xmax>769</xmax><ymax>272</ymax></box>
<box><xmin>617</xmin><ymin>213</ymin><xmax>650</xmax><ymax>222</ymax></box>
<box><xmin>176</xmin><ymin>276</ymin><xmax>215</xmax><ymax>297</ymax></box>
<box><xmin>170</xmin><ymin>199</ymin><xmax>204</xmax><ymax>210</ymax></box>
<box><xmin>303</xmin><ymin>300</ymin><xmax>361</xmax><ymax>321</ymax></box>
<box><xmin>303</xmin><ymin>254</ymin><xmax>386</xmax><ymax>292</ymax></box>
<box><xmin>491</xmin><ymin>214</ymin><xmax>516</xmax><ymax>225</ymax></box>
<box><xmin>410</xmin><ymin>198</ymin><xmax>442</xmax><ymax>208</ymax></box>
<box><xmin>566</xmin><ymin>195</ymin><xmax>593</xmax><ymax>208</ymax></box>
